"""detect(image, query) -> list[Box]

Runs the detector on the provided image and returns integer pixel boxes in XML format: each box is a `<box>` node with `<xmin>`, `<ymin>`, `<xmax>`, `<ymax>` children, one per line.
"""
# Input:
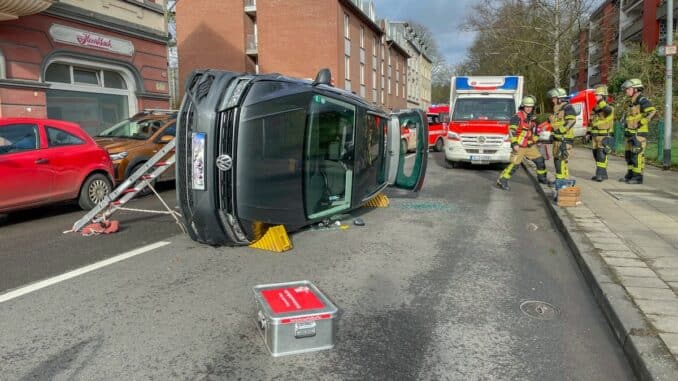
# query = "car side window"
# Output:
<box><xmin>0</xmin><ymin>124</ymin><xmax>39</xmax><ymax>155</ymax></box>
<box><xmin>161</xmin><ymin>122</ymin><xmax>176</xmax><ymax>137</ymax></box>
<box><xmin>47</xmin><ymin>127</ymin><xmax>85</xmax><ymax>147</ymax></box>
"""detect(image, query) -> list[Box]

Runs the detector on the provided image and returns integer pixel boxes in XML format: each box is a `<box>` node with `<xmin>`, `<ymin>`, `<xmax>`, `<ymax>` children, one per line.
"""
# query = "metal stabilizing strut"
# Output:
<box><xmin>66</xmin><ymin>138</ymin><xmax>184</xmax><ymax>234</ymax></box>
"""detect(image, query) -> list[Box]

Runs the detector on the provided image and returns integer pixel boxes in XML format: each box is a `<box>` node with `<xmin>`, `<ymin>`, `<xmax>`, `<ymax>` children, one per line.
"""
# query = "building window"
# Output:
<box><xmin>372</xmin><ymin>70</ymin><xmax>376</xmax><ymax>89</ymax></box>
<box><xmin>360</xmin><ymin>63</ymin><xmax>365</xmax><ymax>85</ymax></box>
<box><xmin>372</xmin><ymin>36</ymin><xmax>377</xmax><ymax>57</ymax></box>
<box><xmin>396</xmin><ymin>80</ymin><xmax>399</xmax><ymax>97</ymax></box>
<box><xmin>44</xmin><ymin>60</ymin><xmax>135</xmax><ymax>136</ymax></box>
<box><xmin>345</xmin><ymin>56</ymin><xmax>350</xmax><ymax>79</ymax></box>
<box><xmin>344</xmin><ymin>13</ymin><xmax>350</xmax><ymax>39</ymax></box>
<box><xmin>0</xmin><ymin>49</ymin><xmax>5</xmax><ymax>79</ymax></box>
<box><xmin>360</xmin><ymin>26</ymin><xmax>364</xmax><ymax>48</ymax></box>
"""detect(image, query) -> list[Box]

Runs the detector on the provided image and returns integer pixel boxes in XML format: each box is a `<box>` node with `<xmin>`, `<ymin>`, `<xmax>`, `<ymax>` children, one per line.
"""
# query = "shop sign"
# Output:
<box><xmin>49</xmin><ymin>24</ymin><xmax>134</xmax><ymax>56</ymax></box>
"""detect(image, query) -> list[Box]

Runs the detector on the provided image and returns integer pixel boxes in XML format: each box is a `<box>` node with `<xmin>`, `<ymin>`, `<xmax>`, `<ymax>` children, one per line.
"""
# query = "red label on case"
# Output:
<box><xmin>260</xmin><ymin>286</ymin><xmax>326</xmax><ymax>314</ymax></box>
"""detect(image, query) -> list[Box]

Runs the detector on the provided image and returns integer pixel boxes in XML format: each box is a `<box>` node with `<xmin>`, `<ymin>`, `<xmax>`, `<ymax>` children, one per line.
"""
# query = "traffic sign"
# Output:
<box><xmin>664</xmin><ymin>45</ymin><xmax>677</xmax><ymax>56</ymax></box>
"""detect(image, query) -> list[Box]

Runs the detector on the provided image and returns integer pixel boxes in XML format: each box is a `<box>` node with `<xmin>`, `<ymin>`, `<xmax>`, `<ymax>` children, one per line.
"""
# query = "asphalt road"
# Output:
<box><xmin>0</xmin><ymin>182</ymin><xmax>182</xmax><ymax>293</ymax></box>
<box><xmin>0</xmin><ymin>154</ymin><xmax>636</xmax><ymax>380</ymax></box>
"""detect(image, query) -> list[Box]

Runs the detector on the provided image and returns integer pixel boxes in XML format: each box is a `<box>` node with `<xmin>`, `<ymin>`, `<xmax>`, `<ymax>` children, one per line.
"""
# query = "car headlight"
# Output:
<box><xmin>447</xmin><ymin>132</ymin><xmax>460</xmax><ymax>141</ymax></box>
<box><xmin>109</xmin><ymin>151</ymin><xmax>128</xmax><ymax>161</ymax></box>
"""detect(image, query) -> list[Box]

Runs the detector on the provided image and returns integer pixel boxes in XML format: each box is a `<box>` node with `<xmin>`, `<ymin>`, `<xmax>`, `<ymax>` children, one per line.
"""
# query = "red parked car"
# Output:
<box><xmin>0</xmin><ymin>118</ymin><xmax>114</xmax><ymax>213</ymax></box>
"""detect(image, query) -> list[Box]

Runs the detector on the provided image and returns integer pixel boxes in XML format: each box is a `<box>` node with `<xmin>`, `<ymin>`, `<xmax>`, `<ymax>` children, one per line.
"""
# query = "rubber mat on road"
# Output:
<box><xmin>249</xmin><ymin>225</ymin><xmax>293</xmax><ymax>253</ymax></box>
<box><xmin>363</xmin><ymin>193</ymin><xmax>390</xmax><ymax>208</ymax></box>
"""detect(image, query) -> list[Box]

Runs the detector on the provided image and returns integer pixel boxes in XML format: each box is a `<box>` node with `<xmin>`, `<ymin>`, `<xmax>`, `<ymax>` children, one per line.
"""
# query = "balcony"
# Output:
<box><xmin>244</xmin><ymin>0</ymin><xmax>256</xmax><ymax>16</ymax></box>
<box><xmin>622</xmin><ymin>0</ymin><xmax>643</xmax><ymax>15</ymax></box>
<box><xmin>621</xmin><ymin>15</ymin><xmax>643</xmax><ymax>42</ymax></box>
<box><xmin>246</xmin><ymin>34</ymin><xmax>258</xmax><ymax>56</ymax></box>
<box><xmin>0</xmin><ymin>0</ymin><xmax>53</xmax><ymax>21</ymax></box>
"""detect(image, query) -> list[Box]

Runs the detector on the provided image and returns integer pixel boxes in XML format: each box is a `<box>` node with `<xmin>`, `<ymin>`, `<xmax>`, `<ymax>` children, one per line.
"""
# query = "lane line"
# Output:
<box><xmin>0</xmin><ymin>241</ymin><xmax>171</xmax><ymax>303</ymax></box>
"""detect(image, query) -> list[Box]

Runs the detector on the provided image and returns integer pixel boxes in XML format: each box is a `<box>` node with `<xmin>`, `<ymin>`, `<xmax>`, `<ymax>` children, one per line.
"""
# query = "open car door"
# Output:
<box><xmin>387</xmin><ymin>109</ymin><xmax>428</xmax><ymax>191</ymax></box>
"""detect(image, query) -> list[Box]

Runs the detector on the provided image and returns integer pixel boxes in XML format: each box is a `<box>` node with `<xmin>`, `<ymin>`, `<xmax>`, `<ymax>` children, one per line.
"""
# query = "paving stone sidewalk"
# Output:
<box><xmin>524</xmin><ymin>146</ymin><xmax>678</xmax><ymax>381</ymax></box>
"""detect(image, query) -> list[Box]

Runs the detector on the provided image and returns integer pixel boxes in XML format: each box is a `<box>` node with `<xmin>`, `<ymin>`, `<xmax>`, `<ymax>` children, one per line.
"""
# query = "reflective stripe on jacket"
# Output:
<box><xmin>590</xmin><ymin>100</ymin><xmax>614</xmax><ymax>135</ymax></box>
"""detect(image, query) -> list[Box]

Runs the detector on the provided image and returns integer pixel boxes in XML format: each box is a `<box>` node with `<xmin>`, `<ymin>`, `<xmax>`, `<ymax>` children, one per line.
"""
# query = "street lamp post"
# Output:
<box><xmin>663</xmin><ymin>0</ymin><xmax>674</xmax><ymax>169</ymax></box>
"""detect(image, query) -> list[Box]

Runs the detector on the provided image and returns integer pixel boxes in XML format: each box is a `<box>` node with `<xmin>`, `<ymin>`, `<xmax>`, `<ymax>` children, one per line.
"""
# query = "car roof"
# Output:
<box><xmin>0</xmin><ymin>117</ymin><xmax>82</xmax><ymax>129</ymax></box>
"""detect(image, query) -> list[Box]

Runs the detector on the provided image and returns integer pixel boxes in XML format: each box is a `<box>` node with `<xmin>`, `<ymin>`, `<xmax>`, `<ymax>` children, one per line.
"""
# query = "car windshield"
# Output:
<box><xmin>97</xmin><ymin>117</ymin><xmax>164</xmax><ymax>140</ymax></box>
<box><xmin>452</xmin><ymin>98</ymin><xmax>515</xmax><ymax>121</ymax></box>
<box><xmin>427</xmin><ymin>114</ymin><xmax>440</xmax><ymax>124</ymax></box>
<box><xmin>236</xmin><ymin>83</ymin><xmax>358</xmax><ymax>220</ymax></box>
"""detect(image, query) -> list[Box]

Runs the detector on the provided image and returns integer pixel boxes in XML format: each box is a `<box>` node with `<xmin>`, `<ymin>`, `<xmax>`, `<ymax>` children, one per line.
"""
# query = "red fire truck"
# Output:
<box><xmin>445</xmin><ymin>76</ymin><xmax>523</xmax><ymax>166</ymax></box>
<box><xmin>427</xmin><ymin>104</ymin><xmax>449</xmax><ymax>152</ymax></box>
<box><xmin>567</xmin><ymin>89</ymin><xmax>597</xmax><ymax>138</ymax></box>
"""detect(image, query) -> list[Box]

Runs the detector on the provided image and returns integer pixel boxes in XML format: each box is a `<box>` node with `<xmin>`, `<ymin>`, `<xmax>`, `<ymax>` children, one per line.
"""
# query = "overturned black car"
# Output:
<box><xmin>176</xmin><ymin>69</ymin><xmax>428</xmax><ymax>246</ymax></box>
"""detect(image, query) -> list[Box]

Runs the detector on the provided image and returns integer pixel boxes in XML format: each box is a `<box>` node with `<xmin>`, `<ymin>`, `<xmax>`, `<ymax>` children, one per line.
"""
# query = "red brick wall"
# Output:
<box><xmin>0</xmin><ymin>88</ymin><xmax>47</xmax><ymax>118</ymax></box>
<box><xmin>643</xmin><ymin>0</ymin><xmax>661</xmax><ymax>51</ymax></box>
<box><xmin>256</xmin><ymin>0</ymin><xmax>339</xmax><ymax>80</ymax></box>
<box><xmin>176</xmin><ymin>0</ymin><xmax>246</xmax><ymax>95</ymax></box>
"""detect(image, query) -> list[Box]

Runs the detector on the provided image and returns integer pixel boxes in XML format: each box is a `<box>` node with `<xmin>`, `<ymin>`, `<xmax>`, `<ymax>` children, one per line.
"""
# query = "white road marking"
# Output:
<box><xmin>0</xmin><ymin>241</ymin><xmax>171</xmax><ymax>303</ymax></box>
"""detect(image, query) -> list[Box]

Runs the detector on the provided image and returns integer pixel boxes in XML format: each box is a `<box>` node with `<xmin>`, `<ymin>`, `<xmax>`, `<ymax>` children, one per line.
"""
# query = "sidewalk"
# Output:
<box><xmin>525</xmin><ymin>146</ymin><xmax>678</xmax><ymax>381</ymax></box>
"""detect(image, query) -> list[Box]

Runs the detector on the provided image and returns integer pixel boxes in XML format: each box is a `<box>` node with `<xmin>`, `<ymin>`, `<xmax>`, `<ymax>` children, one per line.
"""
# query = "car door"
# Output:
<box><xmin>387</xmin><ymin>109</ymin><xmax>428</xmax><ymax>191</ymax></box>
<box><xmin>0</xmin><ymin>122</ymin><xmax>54</xmax><ymax>210</ymax></box>
<box><xmin>44</xmin><ymin>125</ymin><xmax>88</xmax><ymax>199</ymax></box>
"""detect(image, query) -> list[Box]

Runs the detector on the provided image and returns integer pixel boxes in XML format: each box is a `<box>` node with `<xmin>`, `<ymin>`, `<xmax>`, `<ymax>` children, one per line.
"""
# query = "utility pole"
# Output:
<box><xmin>664</xmin><ymin>0</ymin><xmax>674</xmax><ymax>169</ymax></box>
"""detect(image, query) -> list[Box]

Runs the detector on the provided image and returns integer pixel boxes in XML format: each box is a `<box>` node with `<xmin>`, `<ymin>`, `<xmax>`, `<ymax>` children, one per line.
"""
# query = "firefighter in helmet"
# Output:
<box><xmin>588</xmin><ymin>85</ymin><xmax>615</xmax><ymax>182</ymax></box>
<box><xmin>547</xmin><ymin>87</ymin><xmax>577</xmax><ymax>182</ymax></box>
<box><xmin>496</xmin><ymin>95</ymin><xmax>548</xmax><ymax>191</ymax></box>
<box><xmin>619</xmin><ymin>78</ymin><xmax>657</xmax><ymax>184</ymax></box>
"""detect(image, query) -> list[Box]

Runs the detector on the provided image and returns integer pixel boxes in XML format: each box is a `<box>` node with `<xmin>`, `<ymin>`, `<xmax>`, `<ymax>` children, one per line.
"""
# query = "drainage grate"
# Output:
<box><xmin>520</xmin><ymin>300</ymin><xmax>558</xmax><ymax>320</ymax></box>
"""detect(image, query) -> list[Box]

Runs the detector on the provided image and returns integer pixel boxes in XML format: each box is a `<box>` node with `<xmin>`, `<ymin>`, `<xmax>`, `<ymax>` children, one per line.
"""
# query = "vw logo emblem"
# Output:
<box><xmin>478</xmin><ymin>136</ymin><xmax>486</xmax><ymax>144</ymax></box>
<box><xmin>216</xmin><ymin>154</ymin><xmax>232</xmax><ymax>171</ymax></box>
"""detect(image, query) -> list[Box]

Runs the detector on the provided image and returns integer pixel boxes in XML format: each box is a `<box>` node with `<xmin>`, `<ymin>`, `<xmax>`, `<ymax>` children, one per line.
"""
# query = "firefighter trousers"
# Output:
<box><xmin>624</xmin><ymin>135</ymin><xmax>647</xmax><ymax>179</ymax></box>
<box><xmin>552</xmin><ymin>140</ymin><xmax>572</xmax><ymax>180</ymax></box>
<box><xmin>591</xmin><ymin>135</ymin><xmax>612</xmax><ymax>179</ymax></box>
<box><xmin>499</xmin><ymin>145</ymin><xmax>547</xmax><ymax>182</ymax></box>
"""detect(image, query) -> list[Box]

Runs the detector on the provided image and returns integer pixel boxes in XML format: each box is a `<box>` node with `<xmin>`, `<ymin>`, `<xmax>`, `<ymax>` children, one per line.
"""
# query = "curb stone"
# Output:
<box><xmin>521</xmin><ymin>163</ymin><xmax>678</xmax><ymax>381</ymax></box>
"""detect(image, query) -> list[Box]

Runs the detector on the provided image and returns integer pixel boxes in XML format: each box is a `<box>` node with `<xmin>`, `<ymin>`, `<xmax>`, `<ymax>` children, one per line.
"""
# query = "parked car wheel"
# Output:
<box><xmin>444</xmin><ymin>158</ymin><xmax>458</xmax><ymax>169</ymax></box>
<box><xmin>78</xmin><ymin>173</ymin><xmax>112</xmax><ymax>210</ymax></box>
<box><xmin>434</xmin><ymin>138</ymin><xmax>444</xmax><ymax>152</ymax></box>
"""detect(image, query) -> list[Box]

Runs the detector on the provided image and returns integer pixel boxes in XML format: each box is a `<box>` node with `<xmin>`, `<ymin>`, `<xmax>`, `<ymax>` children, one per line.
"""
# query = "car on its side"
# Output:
<box><xmin>176</xmin><ymin>69</ymin><xmax>428</xmax><ymax>246</ymax></box>
<box><xmin>0</xmin><ymin>118</ymin><xmax>114</xmax><ymax>213</ymax></box>
<box><xmin>94</xmin><ymin>110</ymin><xmax>177</xmax><ymax>193</ymax></box>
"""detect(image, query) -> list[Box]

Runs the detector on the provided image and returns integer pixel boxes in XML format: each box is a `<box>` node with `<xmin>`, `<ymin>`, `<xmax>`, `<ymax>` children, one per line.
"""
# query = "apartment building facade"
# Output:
<box><xmin>387</xmin><ymin>21</ymin><xmax>433</xmax><ymax>110</ymax></box>
<box><xmin>0</xmin><ymin>0</ymin><xmax>170</xmax><ymax>135</ymax></box>
<box><xmin>176</xmin><ymin>0</ymin><xmax>413</xmax><ymax>111</ymax></box>
<box><xmin>570</xmin><ymin>0</ymin><xmax>676</xmax><ymax>90</ymax></box>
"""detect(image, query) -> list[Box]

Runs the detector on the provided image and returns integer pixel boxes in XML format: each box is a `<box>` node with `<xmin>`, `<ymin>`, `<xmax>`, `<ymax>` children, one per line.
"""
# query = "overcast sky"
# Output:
<box><xmin>373</xmin><ymin>0</ymin><xmax>477</xmax><ymax>66</ymax></box>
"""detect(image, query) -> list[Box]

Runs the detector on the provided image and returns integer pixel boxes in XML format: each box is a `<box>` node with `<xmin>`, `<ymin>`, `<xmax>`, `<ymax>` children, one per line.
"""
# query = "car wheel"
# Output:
<box><xmin>444</xmin><ymin>158</ymin><xmax>458</xmax><ymax>169</ymax></box>
<box><xmin>78</xmin><ymin>173</ymin><xmax>112</xmax><ymax>210</ymax></box>
<box><xmin>434</xmin><ymin>138</ymin><xmax>444</xmax><ymax>152</ymax></box>
<box><xmin>130</xmin><ymin>162</ymin><xmax>155</xmax><ymax>197</ymax></box>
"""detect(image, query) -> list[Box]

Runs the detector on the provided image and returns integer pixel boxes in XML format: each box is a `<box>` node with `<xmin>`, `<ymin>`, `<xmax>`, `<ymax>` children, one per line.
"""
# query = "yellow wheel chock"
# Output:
<box><xmin>248</xmin><ymin>225</ymin><xmax>292</xmax><ymax>253</ymax></box>
<box><xmin>363</xmin><ymin>193</ymin><xmax>390</xmax><ymax>208</ymax></box>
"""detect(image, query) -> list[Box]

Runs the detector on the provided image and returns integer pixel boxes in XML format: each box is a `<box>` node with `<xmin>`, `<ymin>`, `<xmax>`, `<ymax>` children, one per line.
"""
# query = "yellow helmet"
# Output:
<box><xmin>547</xmin><ymin>88</ymin><xmax>568</xmax><ymax>99</ymax></box>
<box><xmin>594</xmin><ymin>85</ymin><xmax>608</xmax><ymax>96</ymax></box>
<box><xmin>622</xmin><ymin>78</ymin><xmax>643</xmax><ymax>90</ymax></box>
<box><xmin>521</xmin><ymin>95</ymin><xmax>536</xmax><ymax>107</ymax></box>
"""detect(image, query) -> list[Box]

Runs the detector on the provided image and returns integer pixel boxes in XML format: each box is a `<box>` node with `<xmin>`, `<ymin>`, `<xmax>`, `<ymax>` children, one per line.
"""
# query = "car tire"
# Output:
<box><xmin>444</xmin><ymin>158</ymin><xmax>458</xmax><ymax>169</ymax></box>
<box><xmin>78</xmin><ymin>173</ymin><xmax>112</xmax><ymax>210</ymax></box>
<box><xmin>434</xmin><ymin>138</ymin><xmax>444</xmax><ymax>152</ymax></box>
<box><xmin>130</xmin><ymin>162</ymin><xmax>155</xmax><ymax>197</ymax></box>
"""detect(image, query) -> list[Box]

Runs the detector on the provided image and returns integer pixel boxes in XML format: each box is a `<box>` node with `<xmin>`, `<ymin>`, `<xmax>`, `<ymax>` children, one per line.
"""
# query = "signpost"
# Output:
<box><xmin>663</xmin><ymin>0</ymin><xmax>674</xmax><ymax>169</ymax></box>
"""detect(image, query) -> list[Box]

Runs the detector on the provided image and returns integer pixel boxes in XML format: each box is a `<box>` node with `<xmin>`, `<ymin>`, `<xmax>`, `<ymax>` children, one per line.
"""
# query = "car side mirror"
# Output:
<box><xmin>312</xmin><ymin>68</ymin><xmax>332</xmax><ymax>86</ymax></box>
<box><xmin>159</xmin><ymin>135</ymin><xmax>173</xmax><ymax>144</ymax></box>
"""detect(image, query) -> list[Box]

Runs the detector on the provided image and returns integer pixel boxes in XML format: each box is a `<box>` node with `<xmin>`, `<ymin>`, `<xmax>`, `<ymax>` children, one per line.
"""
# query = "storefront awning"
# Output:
<box><xmin>0</xmin><ymin>0</ymin><xmax>54</xmax><ymax>21</ymax></box>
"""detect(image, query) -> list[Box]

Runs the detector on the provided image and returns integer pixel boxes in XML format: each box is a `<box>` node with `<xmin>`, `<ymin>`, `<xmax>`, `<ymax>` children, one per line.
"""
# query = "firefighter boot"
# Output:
<box><xmin>618</xmin><ymin>170</ymin><xmax>632</xmax><ymax>182</ymax></box>
<box><xmin>627</xmin><ymin>174</ymin><xmax>643</xmax><ymax>184</ymax></box>
<box><xmin>593</xmin><ymin>167</ymin><xmax>606</xmax><ymax>182</ymax></box>
<box><xmin>591</xmin><ymin>149</ymin><xmax>599</xmax><ymax>180</ymax></box>
<box><xmin>537</xmin><ymin>174</ymin><xmax>548</xmax><ymax>185</ymax></box>
<box><xmin>496</xmin><ymin>178</ymin><xmax>510</xmax><ymax>191</ymax></box>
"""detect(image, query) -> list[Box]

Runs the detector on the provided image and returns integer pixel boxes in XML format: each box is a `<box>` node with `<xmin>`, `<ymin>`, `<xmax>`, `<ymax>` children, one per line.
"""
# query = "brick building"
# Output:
<box><xmin>569</xmin><ymin>0</ymin><xmax>677</xmax><ymax>90</ymax></box>
<box><xmin>0</xmin><ymin>0</ymin><xmax>170</xmax><ymax>135</ymax></box>
<box><xmin>387</xmin><ymin>21</ymin><xmax>433</xmax><ymax>110</ymax></box>
<box><xmin>176</xmin><ymin>0</ymin><xmax>413</xmax><ymax>111</ymax></box>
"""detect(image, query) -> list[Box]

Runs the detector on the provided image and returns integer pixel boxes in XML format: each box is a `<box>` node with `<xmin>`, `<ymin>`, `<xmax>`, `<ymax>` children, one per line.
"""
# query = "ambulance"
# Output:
<box><xmin>445</xmin><ymin>76</ymin><xmax>523</xmax><ymax>166</ymax></box>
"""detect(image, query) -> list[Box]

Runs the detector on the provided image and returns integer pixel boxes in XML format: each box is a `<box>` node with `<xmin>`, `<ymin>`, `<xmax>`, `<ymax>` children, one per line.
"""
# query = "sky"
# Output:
<box><xmin>372</xmin><ymin>0</ymin><xmax>477</xmax><ymax>66</ymax></box>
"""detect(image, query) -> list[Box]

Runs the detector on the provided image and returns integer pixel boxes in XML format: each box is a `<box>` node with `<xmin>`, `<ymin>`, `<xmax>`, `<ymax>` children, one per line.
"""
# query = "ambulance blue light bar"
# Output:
<box><xmin>455</xmin><ymin>76</ymin><xmax>519</xmax><ymax>91</ymax></box>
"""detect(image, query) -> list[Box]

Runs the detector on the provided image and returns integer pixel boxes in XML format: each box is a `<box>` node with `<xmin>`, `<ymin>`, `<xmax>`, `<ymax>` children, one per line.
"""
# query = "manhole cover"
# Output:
<box><xmin>520</xmin><ymin>300</ymin><xmax>558</xmax><ymax>320</ymax></box>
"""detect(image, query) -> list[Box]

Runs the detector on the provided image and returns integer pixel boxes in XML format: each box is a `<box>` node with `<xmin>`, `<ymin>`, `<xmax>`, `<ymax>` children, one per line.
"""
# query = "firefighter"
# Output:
<box><xmin>619</xmin><ymin>78</ymin><xmax>657</xmax><ymax>184</ymax></box>
<box><xmin>496</xmin><ymin>96</ymin><xmax>548</xmax><ymax>191</ymax></box>
<box><xmin>548</xmin><ymin>87</ymin><xmax>576</xmax><ymax>182</ymax></box>
<box><xmin>588</xmin><ymin>85</ymin><xmax>615</xmax><ymax>182</ymax></box>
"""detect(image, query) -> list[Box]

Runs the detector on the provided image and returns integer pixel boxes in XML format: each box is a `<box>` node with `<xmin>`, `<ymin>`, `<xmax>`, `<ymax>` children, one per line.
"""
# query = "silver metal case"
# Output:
<box><xmin>252</xmin><ymin>280</ymin><xmax>339</xmax><ymax>357</ymax></box>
